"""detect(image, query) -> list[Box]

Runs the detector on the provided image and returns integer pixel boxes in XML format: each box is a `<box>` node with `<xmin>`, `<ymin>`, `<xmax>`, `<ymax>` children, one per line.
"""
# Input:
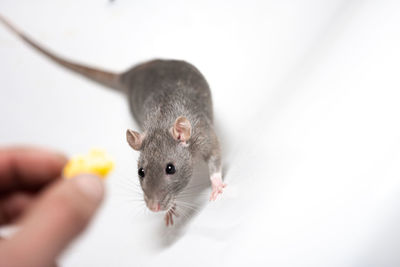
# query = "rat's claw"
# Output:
<box><xmin>165</xmin><ymin>212</ymin><xmax>170</xmax><ymax>226</ymax></box>
<box><xmin>210</xmin><ymin>173</ymin><xmax>226</xmax><ymax>201</ymax></box>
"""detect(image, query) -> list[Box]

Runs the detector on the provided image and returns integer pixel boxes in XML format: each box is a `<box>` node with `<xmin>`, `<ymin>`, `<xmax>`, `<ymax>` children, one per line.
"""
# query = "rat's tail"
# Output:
<box><xmin>0</xmin><ymin>15</ymin><xmax>124</xmax><ymax>92</ymax></box>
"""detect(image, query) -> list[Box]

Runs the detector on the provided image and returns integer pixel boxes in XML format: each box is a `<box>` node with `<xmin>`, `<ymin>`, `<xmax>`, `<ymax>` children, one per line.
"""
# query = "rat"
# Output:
<box><xmin>0</xmin><ymin>15</ymin><xmax>226</xmax><ymax>226</ymax></box>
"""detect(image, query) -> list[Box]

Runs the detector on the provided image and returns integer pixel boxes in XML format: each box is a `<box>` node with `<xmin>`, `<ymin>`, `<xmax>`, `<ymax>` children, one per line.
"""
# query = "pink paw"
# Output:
<box><xmin>165</xmin><ymin>204</ymin><xmax>178</xmax><ymax>226</ymax></box>
<box><xmin>210</xmin><ymin>173</ymin><xmax>227</xmax><ymax>201</ymax></box>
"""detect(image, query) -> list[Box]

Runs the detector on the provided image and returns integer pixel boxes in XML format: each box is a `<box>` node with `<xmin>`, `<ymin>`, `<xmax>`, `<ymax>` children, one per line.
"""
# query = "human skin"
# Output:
<box><xmin>0</xmin><ymin>147</ymin><xmax>104</xmax><ymax>267</ymax></box>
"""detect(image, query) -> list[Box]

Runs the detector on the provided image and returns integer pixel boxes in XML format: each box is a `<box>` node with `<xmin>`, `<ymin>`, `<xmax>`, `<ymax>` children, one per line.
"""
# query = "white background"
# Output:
<box><xmin>1</xmin><ymin>1</ymin><xmax>400</xmax><ymax>266</ymax></box>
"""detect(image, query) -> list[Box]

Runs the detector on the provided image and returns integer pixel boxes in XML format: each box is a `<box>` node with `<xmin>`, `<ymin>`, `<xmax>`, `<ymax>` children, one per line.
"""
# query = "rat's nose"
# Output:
<box><xmin>149</xmin><ymin>202</ymin><xmax>161</xmax><ymax>212</ymax></box>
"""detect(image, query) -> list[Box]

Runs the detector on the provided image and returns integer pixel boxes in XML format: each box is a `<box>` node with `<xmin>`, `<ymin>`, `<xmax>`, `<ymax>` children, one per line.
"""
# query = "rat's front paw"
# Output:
<box><xmin>210</xmin><ymin>173</ymin><xmax>227</xmax><ymax>201</ymax></box>
<box><xmin>165</xmin><ymin>204</ymin><xmax>177</xmax><ymax>226</ymax></box>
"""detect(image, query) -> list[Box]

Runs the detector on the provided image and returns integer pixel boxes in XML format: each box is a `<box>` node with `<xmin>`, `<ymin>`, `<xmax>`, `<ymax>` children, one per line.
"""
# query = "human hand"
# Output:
<box><xmin>0</xmin><ymin>147</ymin><xmax>104</xmax><ymax>267</ymax></box>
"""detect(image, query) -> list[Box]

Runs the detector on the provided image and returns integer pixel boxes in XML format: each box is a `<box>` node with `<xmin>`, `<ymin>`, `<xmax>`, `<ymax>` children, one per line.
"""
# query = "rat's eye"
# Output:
<box><xmin>165</xmin><ymin>163</ymin><xmax>176</xmax><ymax>175</ymax></box>
<box><xmin>138</xmin><ymin>168</ymin><xmax>145</xmax><ymax>179</ymax></box>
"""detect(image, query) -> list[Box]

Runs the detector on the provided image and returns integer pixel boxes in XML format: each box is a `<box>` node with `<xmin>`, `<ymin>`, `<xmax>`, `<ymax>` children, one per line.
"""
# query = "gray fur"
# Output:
<box><xmin>0</xmin><ymin>16</ymin><xmax>222</xmax><ymax>213</ymax></box>
<box><xmin>121</xmin><ymin>60</ymin><xmax>221</xmax><ymax>210</ymax></box>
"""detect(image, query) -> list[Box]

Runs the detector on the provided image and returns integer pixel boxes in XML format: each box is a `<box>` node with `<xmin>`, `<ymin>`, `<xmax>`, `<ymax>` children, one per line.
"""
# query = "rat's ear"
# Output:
<box><xmin>126</xmin><ymin>129</ymin><xmax>144</xmax><ymax>151</ymax></box>
<box><xmin>170</xmin><ymin>116</ymin><xmax>191</xmax><ymax>142</ymax></box>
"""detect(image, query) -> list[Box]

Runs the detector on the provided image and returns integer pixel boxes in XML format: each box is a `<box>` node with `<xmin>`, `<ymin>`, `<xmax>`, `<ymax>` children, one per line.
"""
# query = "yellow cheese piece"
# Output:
<box><xmin>63</xmin><ymin>148</ymin><xmax>114</xmax><ymax>179</ymax></box>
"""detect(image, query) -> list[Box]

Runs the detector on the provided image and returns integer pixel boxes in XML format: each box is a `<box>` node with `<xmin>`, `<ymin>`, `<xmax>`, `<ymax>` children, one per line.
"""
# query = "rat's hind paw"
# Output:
<box><xmin>210</xmin><ymin>173</ymin><xmax>227</xmax><ymax>201</ymax></box>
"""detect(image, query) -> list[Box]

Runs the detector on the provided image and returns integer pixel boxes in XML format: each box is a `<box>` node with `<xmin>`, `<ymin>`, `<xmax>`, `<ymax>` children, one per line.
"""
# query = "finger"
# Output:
<box><xmin>165</xmin><ymin>214</ymin><xmax>169</xmax><ymax>226</ymax></box>
<box><xmin>0</xmin><ymin>192</ymin><xmax>35</xmax><ymax>224</ymax></box>
<box><xmin>0</xmin><ymin>147</ymin><xmax>67</xmax><ymax>193</ymax></box>
<box><xmin>0</xmin><ymin>175</ymin><xmax>104</xmax><ymax>267</ymax></box>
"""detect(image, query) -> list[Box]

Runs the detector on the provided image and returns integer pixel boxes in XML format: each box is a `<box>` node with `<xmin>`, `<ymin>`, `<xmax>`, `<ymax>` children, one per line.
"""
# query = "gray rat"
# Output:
<box><xmin>0</xmin><ymin>16</ymin><xmax>226</xmax><ymax>226</ymax></box>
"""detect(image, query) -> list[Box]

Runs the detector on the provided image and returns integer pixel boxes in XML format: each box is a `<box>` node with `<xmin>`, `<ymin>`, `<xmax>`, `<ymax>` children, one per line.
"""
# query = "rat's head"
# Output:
<box><xmin>126</xmin><ymin>116</ymin><xmax>193</xmax><ymax>212</ymax></box>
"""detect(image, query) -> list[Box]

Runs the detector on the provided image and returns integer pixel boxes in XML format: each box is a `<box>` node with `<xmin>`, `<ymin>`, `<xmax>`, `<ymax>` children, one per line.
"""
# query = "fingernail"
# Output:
<box><xmin>72</xmin><ymin>175</ymin><xmax>104</xmax><ymax>202</ymax></box>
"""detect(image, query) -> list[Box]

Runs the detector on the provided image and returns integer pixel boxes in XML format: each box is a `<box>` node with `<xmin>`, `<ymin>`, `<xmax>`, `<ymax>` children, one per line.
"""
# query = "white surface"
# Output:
<box><xmin>1</xmin><ymin>1</ymin><xmax>400</xmax><ymax>266</ymax></box>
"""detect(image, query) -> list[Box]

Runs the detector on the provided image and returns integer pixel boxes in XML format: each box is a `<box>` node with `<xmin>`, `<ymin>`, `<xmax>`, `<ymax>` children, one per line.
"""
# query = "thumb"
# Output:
<box><xmin>1</xmin><ymin>175</ymin><xmax>104</xmax><ymax>267</ymax></box>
